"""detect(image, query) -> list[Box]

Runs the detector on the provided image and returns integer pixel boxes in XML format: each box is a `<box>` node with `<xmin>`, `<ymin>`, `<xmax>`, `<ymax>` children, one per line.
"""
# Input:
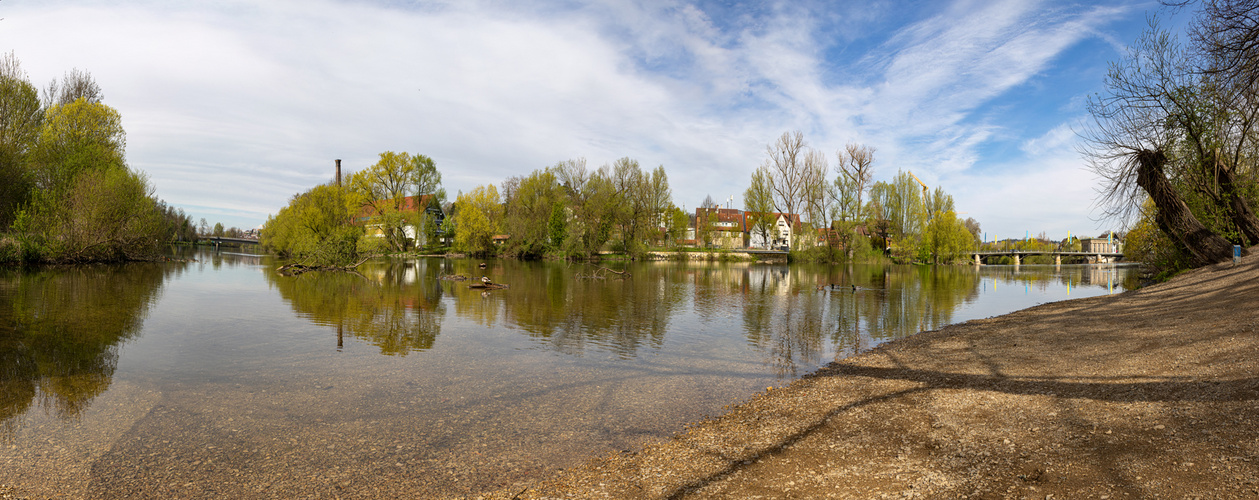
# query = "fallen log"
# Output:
<box><xmin>276</xmin><ymin>255</ymin><xmax>376</xmax><ymax>276</ymax></box>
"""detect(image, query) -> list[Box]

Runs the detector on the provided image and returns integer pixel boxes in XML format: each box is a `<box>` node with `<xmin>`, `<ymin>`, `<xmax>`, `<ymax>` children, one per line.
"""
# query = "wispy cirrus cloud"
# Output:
<box><xmin>0</xmin><ymin>0</ymin><xmax>1151</xmax><ymax>236</ymax></box>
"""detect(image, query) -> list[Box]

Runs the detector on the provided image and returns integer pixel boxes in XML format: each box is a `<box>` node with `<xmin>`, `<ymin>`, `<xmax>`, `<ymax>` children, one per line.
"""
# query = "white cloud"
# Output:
<box><xmin>0</xmin><ymin>0</ymin><xmax>1145</xmax><ymax>237</ymax></box>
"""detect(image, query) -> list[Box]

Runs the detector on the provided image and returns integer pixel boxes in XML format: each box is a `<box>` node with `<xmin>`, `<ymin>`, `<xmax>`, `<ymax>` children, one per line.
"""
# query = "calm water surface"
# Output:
<box><xmin>0</xmin><ymin>248</ymin><xmax>1135</xmax><ymax>497</ymax></box>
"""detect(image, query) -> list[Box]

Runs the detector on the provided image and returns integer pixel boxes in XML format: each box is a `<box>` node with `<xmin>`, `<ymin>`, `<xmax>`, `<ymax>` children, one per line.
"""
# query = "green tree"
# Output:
<box><xmin>13</xmin><ymin>89</ymin><xmax>169</xmax><ymax>262</ymax></box>
<box><xmin>561</xmin><ymin>162</ymin><xmax>617</xmax><ymax>257</ymax></box>
<box><xmin>665</xmin><ymin>206</ymin><xmax>689</xmax><ymax>247</ymax></box>
<box><xmin>348</xmin><ymin>151</ymin><xmax>443</xmax><ymax>253</ymax></box>
<box><xmin>0</xmin><ymin>52</ymin><xmax>43</xmax><ymax>230</ymax></box>
<box><xmin>452</xmin><ymin>184</ymin><xmax>502</xmax><ymax>256</ymax></box>
<box><xmin>923</xmin><ymin>210</ymin><xmax>975</xmax><ymax>264</ymax></box>
<box><xmin>644</xmin><ymin>165</ymin><xmax>672</xmax><ymax>246</ymax></box>
<box><xmin>744</xmin><ymin>168</ymin><xmax>774</xmax><ymax>249</ymax></box>
<box><xmin>261</xmin><ymin>184</ymin><xmax>361</xmax><ymax>265</ymax></box>
<box><xmin>609</xmin><ymin>158</ymin><xmax>653</xmax><ymax>256</ymax></box>
<box><xmin>213</xmin><ymin>222</ymin><xmax>224</xmax><ymax>237</ymax></box>
<box><xmin>502</xmin><ymin>168</ymin><xmax>563</xmax><ymax>258</ymax></box>
<box><xmin>27</xmin><ymin>98</ymin><xmax>125</xmax><ymax>194</ymax></box>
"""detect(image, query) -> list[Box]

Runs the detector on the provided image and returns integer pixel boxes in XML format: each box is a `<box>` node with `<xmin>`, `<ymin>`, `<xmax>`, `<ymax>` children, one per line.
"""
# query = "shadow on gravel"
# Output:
<box><xmin>662</xmin><ymin>358</ymin><xmax>1259</xmax><ymax>499</ymax></box>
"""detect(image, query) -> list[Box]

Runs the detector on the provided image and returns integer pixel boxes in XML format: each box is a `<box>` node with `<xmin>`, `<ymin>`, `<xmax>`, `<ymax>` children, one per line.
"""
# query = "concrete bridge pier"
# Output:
<box><xmin>1054</xmin><ymin>254</ymin><xmax>1061</xmax><ymax>266</ymax></box>
<box><xmin>974</xmin><ymin>253</ymin><xmax>982</xmax><ymax>266</ymax></box>
<box><xmin>1013</xmin><ymin>253</ymin><xmax>1021</xmax><ymax>266</ymax></box>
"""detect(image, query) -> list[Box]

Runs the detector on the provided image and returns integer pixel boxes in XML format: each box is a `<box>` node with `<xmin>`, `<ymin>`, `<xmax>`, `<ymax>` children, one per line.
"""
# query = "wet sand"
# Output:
<box><xmin>485</xmin><ymin>247</ymin><xmax>1259</xmax><ymax>499</ymax></box>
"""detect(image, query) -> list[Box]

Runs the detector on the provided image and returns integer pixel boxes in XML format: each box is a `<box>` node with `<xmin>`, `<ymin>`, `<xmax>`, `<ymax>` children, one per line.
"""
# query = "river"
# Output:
<box><xmin>0</xmin><ymin>248</ymin><xmax>1135</xmax><ymax>497</ymax></box>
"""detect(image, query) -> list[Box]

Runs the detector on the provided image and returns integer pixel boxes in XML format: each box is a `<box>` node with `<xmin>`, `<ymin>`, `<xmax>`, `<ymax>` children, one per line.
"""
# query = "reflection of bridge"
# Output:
<box><xmin>207</xmin><ymin>236</ymin><xmax>260</xmax><ymax>248</ymax></box>
<box><xmin>971</xmin><ymin>250</ymin><xmax>1124</xmax><ymax>265</ymax></box>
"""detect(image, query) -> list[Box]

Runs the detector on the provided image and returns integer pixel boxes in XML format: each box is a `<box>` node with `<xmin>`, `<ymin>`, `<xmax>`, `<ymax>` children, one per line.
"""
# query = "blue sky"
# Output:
<box><xmin>0</xmin><ymin>0</ymin><xmax>1183</xmax><ymax>239</ymax></box>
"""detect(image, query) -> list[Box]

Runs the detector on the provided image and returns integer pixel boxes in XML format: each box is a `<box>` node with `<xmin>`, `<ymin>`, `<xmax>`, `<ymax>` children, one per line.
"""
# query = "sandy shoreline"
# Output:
<box><xmin>481</xmin><ymin>248</ymin><xmax>1259</xmax><ymax>499</ymax></box>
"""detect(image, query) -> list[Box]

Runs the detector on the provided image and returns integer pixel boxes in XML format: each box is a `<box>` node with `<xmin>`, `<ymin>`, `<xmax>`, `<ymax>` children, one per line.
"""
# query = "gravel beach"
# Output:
<box><xmin>483</xmin><ymin>247</ymin><xmax>1259</xmax><ymax>499</ymax></box>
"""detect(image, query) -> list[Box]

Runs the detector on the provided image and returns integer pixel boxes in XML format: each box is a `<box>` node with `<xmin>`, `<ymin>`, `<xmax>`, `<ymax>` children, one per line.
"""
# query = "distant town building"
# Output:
<box><xmin>1080</xmin><ymin>236</ymin><xmax>1122</xmax><ymax>254</ymax></box>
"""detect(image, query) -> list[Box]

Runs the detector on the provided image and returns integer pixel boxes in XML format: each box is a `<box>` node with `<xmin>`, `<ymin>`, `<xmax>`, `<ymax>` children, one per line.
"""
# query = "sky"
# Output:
<box><xmin>0</xmin><ymin>0</ymin><xmax>1188</xmax><ymax>240</ymax></box>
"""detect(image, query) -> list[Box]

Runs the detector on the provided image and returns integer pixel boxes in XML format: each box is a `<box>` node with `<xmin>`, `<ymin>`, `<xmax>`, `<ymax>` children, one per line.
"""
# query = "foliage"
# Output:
<box><xmin>502</xmin><ymin>168</ymin><xmax>564</xmax><ymax>258</ymax></box>
<box><xmin>261</xmin><ymin>184</ymin><xmax>362</xmax><ymax>265</ymax></box>
<box><xmin>923</xmin><ymin>210</ymin><xmax>977</xmax><ymax>264</ymax></box>
<box><xmin>744</xmin><ymin>168</ymin><xmax>775</xmax><ymax>249</ymax></box>
<box><xmin>27</xmin><ymin>98</ymin><xmax>126</xmax><ymax>194</ymax></box>
<box><xmin>2</xmin><ymin>73</ymin><xmax>171</xmax><ymax>264</ymax></box>
<box><xmin>0</xmin><ymin>53</ymin><xmax>42</xmax><ymax>230</ymax></box>
<box><xmin>664</xmin><ymin>206</ymin><xmax>689</xmax><ymax>247</ymax></box>
<box><xmin>452</xmin><ymin>184</ymin><xmax>502</xmax><ymax>256</ymax></box>
<box><xmin>1123</xmin><ymin>199</ymin><xmax>1192</xmax><ymax>271</ymax></box>
<box><xmin>347</xmin><ymin>151</ymin><xmax>444</xmax><ymax>253</ymax></box>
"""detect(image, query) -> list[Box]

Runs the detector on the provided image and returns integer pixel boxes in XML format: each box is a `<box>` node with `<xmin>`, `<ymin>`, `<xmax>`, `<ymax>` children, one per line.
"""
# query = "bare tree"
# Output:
<box><xmin>836</xmin><ymin>142</ymin><xmax>876</xmax><ymax>220</ymax></box>
<box><xmin>43</xmin><ymin>68</ymin><xmax>103</xmax><ymax>107</ymax></box>
<box><xmin>760</xmin><ymin>131</ymin><xmax>822</xmax><ymax>245</ymax></box>
<box><xmin>802</xmin><ymin>149</ymin><xmax>833</xmax><ymax>234</ymax></box>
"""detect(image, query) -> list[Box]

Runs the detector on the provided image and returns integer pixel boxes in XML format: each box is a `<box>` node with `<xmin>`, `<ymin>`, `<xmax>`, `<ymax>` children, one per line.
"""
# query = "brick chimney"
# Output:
<box><xmin>335</xmin><ymin>159</ymin><xmax>342</xmax><ymax>187</ymax></box>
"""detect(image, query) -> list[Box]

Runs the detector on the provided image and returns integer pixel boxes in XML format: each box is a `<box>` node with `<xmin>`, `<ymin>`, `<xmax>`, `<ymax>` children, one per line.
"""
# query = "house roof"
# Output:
<box><xmin>357</xmin><ymin>194</ymin><xmax>442</xmax><ymax>219</ymax></box>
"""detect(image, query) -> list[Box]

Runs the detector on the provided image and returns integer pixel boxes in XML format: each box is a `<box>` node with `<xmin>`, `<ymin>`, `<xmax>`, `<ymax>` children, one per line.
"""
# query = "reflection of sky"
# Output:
<box><xmin>950</xmin><ymin>265</ymin><xmax>1129</xmax><ymax>328</ymax></box>
<box><xmin>2</xmin><ymin>255</ymin><xmax>1143</xmax><ymax>497</ymax></box>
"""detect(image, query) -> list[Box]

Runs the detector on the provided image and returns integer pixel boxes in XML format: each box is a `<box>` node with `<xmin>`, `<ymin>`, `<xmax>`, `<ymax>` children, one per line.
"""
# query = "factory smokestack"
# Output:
<box><xmin>335</xmin><ymin>159</ymin><xmax>342</xmax><ymax>187</ymax></box>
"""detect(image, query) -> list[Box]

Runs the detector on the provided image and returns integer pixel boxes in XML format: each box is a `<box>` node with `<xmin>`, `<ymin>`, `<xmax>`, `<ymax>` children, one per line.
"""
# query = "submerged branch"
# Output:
<box><xmin>276</xmin><ymin>254</ymin><xmax>378</xmax><ymax>276</ymax></box>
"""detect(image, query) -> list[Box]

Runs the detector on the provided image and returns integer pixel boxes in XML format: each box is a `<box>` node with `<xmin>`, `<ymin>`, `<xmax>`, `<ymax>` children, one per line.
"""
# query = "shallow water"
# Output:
<box><xmin>0</xmin><ymin>249</ymin><xmax>1135</xmax><ymax>497</ymax></box>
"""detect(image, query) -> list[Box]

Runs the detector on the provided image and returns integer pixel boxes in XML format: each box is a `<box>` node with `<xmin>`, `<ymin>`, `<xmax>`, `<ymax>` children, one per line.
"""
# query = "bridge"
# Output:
<box><xmin>207</xmin><ymin>236</ymin><xmax>260</xmax><ymax>248</ymax></box>
<box><xmin>971</xmin><ymin>250</ymin><xmax>1124</xmax><ymax>265</ymax></box>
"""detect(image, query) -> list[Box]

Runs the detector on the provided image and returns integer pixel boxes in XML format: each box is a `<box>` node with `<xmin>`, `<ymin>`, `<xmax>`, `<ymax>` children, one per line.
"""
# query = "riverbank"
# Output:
<box><xmin>481</xmin><ymin>247</ymin><xmax>1259</xmax><ymax>499</ymax></box>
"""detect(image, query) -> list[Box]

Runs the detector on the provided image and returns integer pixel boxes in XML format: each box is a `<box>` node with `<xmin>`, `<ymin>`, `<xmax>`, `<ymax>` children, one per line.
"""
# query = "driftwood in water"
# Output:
<box><xmin>468</xmin><ymin>282</ymin><xmax>508</xmax><ymax>290</ymax></box>
<box><xmin>440</xmin><ymin>274</ymin><xmax>469</xmax><ymax>281</ymax></box>
<box><xmin>276</xmin><ymin>255</ymin><xmax>375</xmax><ymax>276</ymax></box>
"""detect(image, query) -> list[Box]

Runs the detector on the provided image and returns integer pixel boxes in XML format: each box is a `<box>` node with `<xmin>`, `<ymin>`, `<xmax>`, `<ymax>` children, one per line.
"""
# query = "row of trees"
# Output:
<box><xmin>1085</xmin><ymin>0</ymin><xmax>1259</xmax><ymax>272</ymax></box>
<box><xmin>261</xmin><ymin>151</ymin><xmax>446</xmax><ymax>264</ymax></box>
<box><xmin>450</xmin><ymin>157</ymin><xmax>681</xmax><ymax>258</ymax></box>
<box><xmin>0</xmin><ymin>53</ymin><xmax>188</xmax><ymax>263</ymax></box>
<box><xmin>747</xmin><ymin>131</ymin><xmax>981</xmax><ymax>264</ymax></box>
<box><xmin>266</xmin><ymin>139</ymin><xmax>984</xmax><ymax>263</ymax></box>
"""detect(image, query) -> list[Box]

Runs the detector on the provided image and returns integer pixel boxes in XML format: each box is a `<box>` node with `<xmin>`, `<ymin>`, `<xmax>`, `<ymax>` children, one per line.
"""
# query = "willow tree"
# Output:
<box><xmin>452</xmin><ymin>184</ymin><xmax>502</xmax><ymax>256</ymax></box>
<box><xmin>1080</xmin><ymin>21</ymin><xmax>1251</xmax><ymax>267</ymax></box>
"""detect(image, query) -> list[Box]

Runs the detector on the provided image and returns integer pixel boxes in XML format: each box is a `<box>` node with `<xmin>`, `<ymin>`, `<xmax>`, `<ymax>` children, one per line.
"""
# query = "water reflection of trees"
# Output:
<box><xmin>739</xmin><ymin>265</ymin><xmax>982</xmax><ymax>377</ymax></box>
<box><xmin>0</xmin><ymin>263</ymin><xmax>179</xmax><ymax>439</ymax></box>
<box><xmin>444</xmin><ymin>261</ymin><xmax>689</xmax><ymax>358</ymax></box>
<box><xmin>437</xmin><ymin>260</ymin><xmax>987</xmax><ymax>373</ymax></box>
<box><xmin>310</xmin><ymin>259</ymin><xmax>1125</xmax><ymax>378</ymax></box>
<box><xmin>266</xmin><ymin>259</ymin><xmax>446</xmax><ymax>354</ymax></box>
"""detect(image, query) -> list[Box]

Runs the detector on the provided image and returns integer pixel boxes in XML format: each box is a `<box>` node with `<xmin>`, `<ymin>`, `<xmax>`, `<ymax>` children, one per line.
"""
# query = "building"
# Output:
<box><xmin>744</xmin><ymin>212</ymin><xmax>801</xmax><ymax>249</ymax></box>
<box><xmin>358</xmin><ymin>195</ymin><xmax>445</xmax><ymax>248</ymax></box>
<box><xmin>1080</xmin><ymin>235</ymin><xmax>1122</xmax><ymax>254</ymax></box>
<box><xmin>695</xmin><ymin>207</ymin><xmax>746</xmax><ymax>248</ymax></box>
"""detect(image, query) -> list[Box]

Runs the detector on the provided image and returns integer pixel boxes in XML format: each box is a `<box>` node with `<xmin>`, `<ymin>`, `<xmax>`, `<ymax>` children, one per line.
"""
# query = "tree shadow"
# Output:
<box><xmin>661</xmin><ymin>347</ymin><xmax>1259</xmax><ymax>498</ymax></box>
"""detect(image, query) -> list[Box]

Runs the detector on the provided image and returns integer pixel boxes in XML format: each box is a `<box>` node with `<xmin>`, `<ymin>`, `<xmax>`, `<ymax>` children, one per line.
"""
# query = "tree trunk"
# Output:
<box><xmin>1135</xmin><ymin>150</ymin><xmax>1238</xmax><ymax>267</ymax></box>
<box><xmin>1215</xmin><ymin>164</ymin><xmax>1259</xmax><ymax>245</ymax></box>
